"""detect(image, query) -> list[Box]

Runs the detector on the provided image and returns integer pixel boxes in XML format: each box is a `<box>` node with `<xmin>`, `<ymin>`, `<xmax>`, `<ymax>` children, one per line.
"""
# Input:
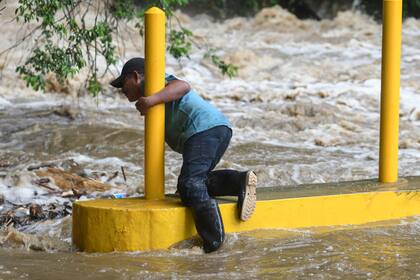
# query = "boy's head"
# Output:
<box><xmin>110</xmin><ymin>57</ymin><xmax>145</xmax><ymax>102</ymax></box>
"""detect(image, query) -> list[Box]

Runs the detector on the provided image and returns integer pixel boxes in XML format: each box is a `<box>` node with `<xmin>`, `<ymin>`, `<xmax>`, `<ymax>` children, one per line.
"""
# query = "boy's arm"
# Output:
<box><xmin>136</xmin><ymin>80</ymin><xmax>191</xmax><ymax>115</ymax></box>
<box><xmin>149</xmin><ymin>80</ymin><xmax>191</xmax><ymax>105</ymax></box>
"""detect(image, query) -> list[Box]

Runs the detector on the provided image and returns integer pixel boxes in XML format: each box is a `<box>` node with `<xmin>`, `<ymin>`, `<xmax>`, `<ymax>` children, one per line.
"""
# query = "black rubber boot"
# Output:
<box><xmin>190</xmin><ymin>199</ymin><xmax>225</xmax><ymax>253</ymax></box>
<box><xmin>207</xmin><ymin>169</ymin><xmax>243</xmax><ymax>196</ymax></box>
<box><xmin>207</xmin><ymin>170</ymin><xmax>257</xmax><ymax>221</ymax></box>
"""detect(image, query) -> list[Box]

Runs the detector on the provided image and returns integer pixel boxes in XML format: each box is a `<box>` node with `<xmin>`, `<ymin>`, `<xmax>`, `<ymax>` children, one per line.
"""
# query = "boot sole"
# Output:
<box><xmin>240</xmin><ymin>171</ymin><xmax>257</xmax><ymax>221</ymax></box>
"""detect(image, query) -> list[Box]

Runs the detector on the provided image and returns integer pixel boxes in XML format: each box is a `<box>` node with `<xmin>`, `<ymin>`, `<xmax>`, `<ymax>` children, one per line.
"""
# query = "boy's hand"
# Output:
<box><xmin>135</xmin><ymin>96</ymin><xmax>154</xmax><ymax>116</ymax></box>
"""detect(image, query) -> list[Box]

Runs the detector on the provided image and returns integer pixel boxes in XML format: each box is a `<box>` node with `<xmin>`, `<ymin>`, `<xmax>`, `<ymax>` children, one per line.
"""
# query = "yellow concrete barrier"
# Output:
<box><xmin>379</xmin><ymin>0</ymin><xmax>402</xmax><ymax>183</ymax></box>
<box><xmin>72</xmin><ymin>177</ymin><xmax>420</xmax><ymax>252</ymax></box>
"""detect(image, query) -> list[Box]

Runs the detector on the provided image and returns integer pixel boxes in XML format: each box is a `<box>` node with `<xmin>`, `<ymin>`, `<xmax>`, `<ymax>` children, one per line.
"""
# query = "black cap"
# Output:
<box><xmin>110</xmin><ymin>57</ymin><xmax>145</xmax><ymax>88</ymax></box>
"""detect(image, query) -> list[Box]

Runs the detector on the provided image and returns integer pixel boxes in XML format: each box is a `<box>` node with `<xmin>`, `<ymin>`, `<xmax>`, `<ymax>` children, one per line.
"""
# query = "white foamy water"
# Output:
<box><xmin>0</xmin><ymin>3</ymin><xmax>419</xmax><ymax>275</ymax></box>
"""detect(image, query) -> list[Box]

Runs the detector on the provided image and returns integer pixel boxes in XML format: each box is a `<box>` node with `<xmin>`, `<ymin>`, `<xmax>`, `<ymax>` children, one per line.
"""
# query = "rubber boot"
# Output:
<box><xmin>190</xmin><ymin>199</ymin><xmax>225</xmax><ymax>253</ymax></box>
<box><xmin>207</xmin><ymin>170</ymin><xmax>257</xmax><ymax>221</ymax></box>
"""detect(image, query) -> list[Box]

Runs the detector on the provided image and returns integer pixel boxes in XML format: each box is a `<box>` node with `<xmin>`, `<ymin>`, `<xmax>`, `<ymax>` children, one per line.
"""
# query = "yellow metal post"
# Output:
<box><xmin>144</xmin><ymin>7</ymin><xmax>165</xmax><ymax>200</ymax></box>
<box><xmin>379</xmin><ymin>0</ymin><xmax>402</xmax><ymax>183</ymax></box>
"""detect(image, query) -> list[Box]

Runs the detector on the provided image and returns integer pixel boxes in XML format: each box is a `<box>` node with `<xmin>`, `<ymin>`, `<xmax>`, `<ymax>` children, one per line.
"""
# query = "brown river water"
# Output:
<box><xmin>0</xmin><ymin>1</ymin><xmax>419</xmax><ymax>279</ymax></box>
<box><xmin>1</xmin><ymin>218</ymin><xmax>420</xmax><ymax>279</ymax></box>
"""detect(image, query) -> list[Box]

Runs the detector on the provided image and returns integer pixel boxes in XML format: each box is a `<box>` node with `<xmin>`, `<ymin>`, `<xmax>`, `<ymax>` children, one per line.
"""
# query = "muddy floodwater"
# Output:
<box><xmin>1</xmin><ymin>219</ymin><xmax>420</xmax><ymax>279</ymax></box>
<box><xmin>0</xmin><ymin>1</ymin><xmax>419</xmax><ymax>279</ymax></box>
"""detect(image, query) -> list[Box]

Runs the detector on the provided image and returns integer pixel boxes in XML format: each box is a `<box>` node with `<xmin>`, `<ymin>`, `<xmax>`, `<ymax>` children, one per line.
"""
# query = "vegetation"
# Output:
<box><xmin>1</xmin><ymin>0</ymin><xmax>419</xmax><ymax>96</ymax></box>
<box><xmin>361</xmin><ymin>0</ymin><xmax>420</xmax><ymax>20</ymax></box>
<box><xmin>181</xmin><ymin>0</ymin><xmax>420</xmax><ymax>20</ymax></box>
<box><xmin>1</xmin><ymin>0</ymin><xmax>238</xmax><ymax>96</ymax></box>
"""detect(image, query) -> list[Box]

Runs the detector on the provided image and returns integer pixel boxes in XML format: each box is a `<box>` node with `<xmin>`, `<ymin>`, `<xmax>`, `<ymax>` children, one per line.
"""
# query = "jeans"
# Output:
<box><xmin>177</xmin><ymin>125</ymin><xmax>232</xmax><ymax>206</ymax></box>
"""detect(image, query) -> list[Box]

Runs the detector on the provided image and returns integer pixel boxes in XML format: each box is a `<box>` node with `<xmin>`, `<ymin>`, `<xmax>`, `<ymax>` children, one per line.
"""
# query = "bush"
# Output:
<box><xmin>2</xmin><ymin>0</ymin><xmax>238</xmax><ymax>96</ymax></box>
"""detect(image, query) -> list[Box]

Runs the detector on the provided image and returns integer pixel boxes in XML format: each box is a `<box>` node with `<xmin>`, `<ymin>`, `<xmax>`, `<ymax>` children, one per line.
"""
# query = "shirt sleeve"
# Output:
<box><xmin>165</xmin><ymin>74</ymin><xmax>186</xmax><ymax>84</ymax></box>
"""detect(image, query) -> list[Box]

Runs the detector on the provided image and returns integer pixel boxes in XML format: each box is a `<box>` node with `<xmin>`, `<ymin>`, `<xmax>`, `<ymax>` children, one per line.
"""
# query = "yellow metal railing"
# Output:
<box><xmin>142</xmin><ymin>1</ymin><xmax>402</xmax><ymax>191</ymax></box>
<box><xmin>73</xmin><ymin>2</ymin><xmax>416</xmax><ymax>254</ymax></box>
<box><xmin>379</xmin><ymin>0</ymin><xmax>402</xmax><ymax>183</ymax></box>
<box><xmin>144</xmin><ymin>7</ymin><xmax>166</xmax><ymax>200</ymax></box>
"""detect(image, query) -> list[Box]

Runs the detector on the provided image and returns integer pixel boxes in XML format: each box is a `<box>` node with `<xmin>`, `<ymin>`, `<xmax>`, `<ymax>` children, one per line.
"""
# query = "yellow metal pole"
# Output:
<box><xmin>379</xmin><ymin>0</ymin><xmax>402</xmax><ymax>183</ymax></box>
<box><xmin>144</xmin><ymin>7</ymin><xmax>165</xmax><ymax>200</ymax></box>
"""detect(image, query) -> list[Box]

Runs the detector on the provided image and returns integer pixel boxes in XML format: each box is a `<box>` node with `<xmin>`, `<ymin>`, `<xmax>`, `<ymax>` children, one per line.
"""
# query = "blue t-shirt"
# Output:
<box><xmin>164</xmin><ymin>74</ymin><xmax>231</xmax><ymax>153</ymax></box>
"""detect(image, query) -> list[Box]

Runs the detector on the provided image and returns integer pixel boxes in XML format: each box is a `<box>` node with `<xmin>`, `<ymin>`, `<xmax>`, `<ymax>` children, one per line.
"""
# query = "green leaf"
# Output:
<box><xmin>87</xmin><ymin>76</ymin><xmax>102</xmax><ymax>97</ymax></box>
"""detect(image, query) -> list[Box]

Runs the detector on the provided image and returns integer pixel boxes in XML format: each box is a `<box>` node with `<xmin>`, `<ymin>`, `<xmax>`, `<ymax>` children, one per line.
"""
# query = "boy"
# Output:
<box><xmin>110</xmin><ymin>57</ymin><xmax>257</xmax><ymax>253</ymax></box>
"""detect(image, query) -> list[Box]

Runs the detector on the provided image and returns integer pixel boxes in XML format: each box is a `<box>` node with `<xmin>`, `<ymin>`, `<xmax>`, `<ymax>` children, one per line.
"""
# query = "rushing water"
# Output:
<box><xmin>1</xmin><ymin>218</ymin><xmax>420</xmax><ymax>279</ymax></box>
<box><xmin>0</xmin><ymin>1</ymin><xmax>419</xmax><ymax>278</ymax></box>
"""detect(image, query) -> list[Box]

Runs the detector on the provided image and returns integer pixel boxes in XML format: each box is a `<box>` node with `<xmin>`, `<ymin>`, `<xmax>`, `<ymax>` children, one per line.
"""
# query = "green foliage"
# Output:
<box><xmin>14</xmin><ymin>0</ymin><xmax>117</xmax><ymax>96</ymax></box>
<box><xmin>154</xmin><ymin>0</ymin><xmax>190</xmax><ymax>16</ymax></box>
<box><xmin>87</xmin><ymin>76</ymin><xmax>102</xmax><ymax>97</ymax></box>
<box><xmin>16</xmin><ymin>43</ymin><xmax>85</xmax><ymax>91</ymax></box>
<box><xmin>15</xmin><ymin>67</ymin><xmax>45</xmax><ymax>91</ymax></box>
<box><xmin>9</xmin><ymin>0</ymin><xmax>239</xmax><ymax>96</ymax></box>
<box><xmin>403</xmin><ymin>0</ymin><xmax>420</xmax><ymax>18</ymax></box>
<box><xmin>110</xmin><ymin>0</ymin><xmax>137</xmax><ymax>20</ymax></box>
<box><xmin>205</xmin><ymin>49</ymin><xmax>238</xmax><ymax>78</ymax></box>
<box><xmin>360</xmin><ymin>0</ymin><xmax>420</xmax><ymax>20</ymax></box>
<box><xmin>168</xmin><ymin>28</ymin><xmax>192</xmax><ymax>59</ymax></box>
